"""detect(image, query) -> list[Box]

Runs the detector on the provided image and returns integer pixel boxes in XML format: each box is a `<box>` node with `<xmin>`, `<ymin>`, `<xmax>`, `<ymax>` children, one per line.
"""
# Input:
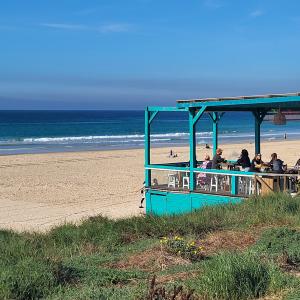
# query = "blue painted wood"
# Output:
<box><xmin>145</xmin><ymin>190</ymin><xmax>152</xmax><ymax>214</ymax></box>
<box><xmin>145</xmin><ymin>110</ymin><xmax>151</xmax><ymax>187</ymax></box>
<box><xmin>146</xmin><ymin>164</ymin><xmax>255</xmax><ymax>176</ymax></box>
<box><xmin>148</xmin><ymin>106</ymin><xmax>188</xmax><ymax>112</ymax></box>
<box><xmin>146</xmin><ymin>190</ymin><xmax>243</xmax><ymax>215</ymax></box>
<box><xmin>254</xmin><ymin>115</ymin><xmax>261</xmax><ymax>155</ymax></box>
<box><xmin>191</xmin><ymin>194</ymin><xmax>240</xmax><ymax>210</ymax></box>
<box><xmin>253</xmin><ymin>109</ymin><xmax>268</xmax><ymax>155</ymax></box>
<box><xmin>189</xmin><ymin>109</ymin><xmax>196</xmax><ymax>190</ymax></box>
<box><xmin>148</xmin><ymin>192</ymin><xmax>167</xmax><ymax>215</ymax></box>
<box><xmin>193</xmin><ymin>106</ymin><xmax>206</xmax><ymax>125</ymax></box>
<box><xmin>212</xmin><ymin>112</ymin><xmax>218</xmax><ymax>156</ymax></box>
<box><xmin>167</xmin><ymin>193</ymin><xmax>192</xmax><ymax>214</ymax></box>
<box><xmin>145</xmin><ymin>164</ymin><xmax>189</xmax><ymax>172</ymax></box>
<box><xmin>176</xmin><ymin>96</ymin><xmax>300</xmax><ymax>109</ymax></box>
<box><xmin>149</xmin><ymin>111</ymin><xmax>159</xmax><ymax>124</ymax></box>
<box><xmin>231</xmin><ymin>175</ymin><xmax>238</xmax><ymax>195</ymax></box>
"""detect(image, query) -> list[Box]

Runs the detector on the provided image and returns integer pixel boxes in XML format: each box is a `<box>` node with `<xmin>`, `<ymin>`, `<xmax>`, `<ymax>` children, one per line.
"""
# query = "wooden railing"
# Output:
<box><xmin>146</xmin><ymin>163</ymin><xmax>299</xmax><ymax>197</ymax></box>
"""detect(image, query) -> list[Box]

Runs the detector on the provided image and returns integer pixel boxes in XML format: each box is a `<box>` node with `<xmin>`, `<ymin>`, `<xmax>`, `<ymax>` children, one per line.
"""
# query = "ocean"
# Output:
<box><xmin>0</xmin><ymin>110</ymin><xmax>299</xmax><ymax>155</ymax></box>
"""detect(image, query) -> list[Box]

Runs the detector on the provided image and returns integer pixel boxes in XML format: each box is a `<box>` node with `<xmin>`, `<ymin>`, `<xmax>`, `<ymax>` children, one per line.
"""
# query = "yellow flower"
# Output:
<box><xmin>190</xmin><ymin>241</ymin><xmax>195</xmax><ymax>246</ymax></box>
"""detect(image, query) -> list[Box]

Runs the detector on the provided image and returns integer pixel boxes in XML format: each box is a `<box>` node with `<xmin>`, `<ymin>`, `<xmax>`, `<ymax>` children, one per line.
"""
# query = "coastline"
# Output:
<box><xmin>0</xmin><ymin>139</ymin><xmax>299</xmax><ymax>232</ymax></box>
<box><xmin>0</xmin><ymin>133</ymin><xmax>298</xmax><ymax>156</ymax></box>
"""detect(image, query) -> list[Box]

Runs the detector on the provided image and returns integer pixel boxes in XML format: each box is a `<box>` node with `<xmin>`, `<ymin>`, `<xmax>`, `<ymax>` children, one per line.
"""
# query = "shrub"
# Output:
<box><xmin>285</xmin><ymin>289</ymin><xmax>300</xmax><ymax>300</ymax></box>
<box><xmin>161</xmin><ymin>236</ymin><xmax>204</xmax><ymax>261</ymax></box>
<box><xmin>141</xmin><ymin>275</ymin><xmax>195</xmax><ymax>300</ymax></box>
<box><xmin>188</xmin><ymin>252</ymin><xmax>285</xmax><ymax>300</ymax></box>
<box><xmin>252</xmin><ymin>227</ymin><xmax>300</xmax><ymax>266</ymax></box>
<box><xmin>0</xmin><ymin>257</ymin><xmax>57</xmax><ymax>300</ymax></box>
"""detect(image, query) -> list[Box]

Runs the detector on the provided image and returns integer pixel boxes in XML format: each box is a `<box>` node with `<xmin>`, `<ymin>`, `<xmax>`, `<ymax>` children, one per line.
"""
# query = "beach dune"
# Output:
<box><xmin>0</xmin><ymin>140</ymin><xmax>299</xmax><ymax>232</ymax></box>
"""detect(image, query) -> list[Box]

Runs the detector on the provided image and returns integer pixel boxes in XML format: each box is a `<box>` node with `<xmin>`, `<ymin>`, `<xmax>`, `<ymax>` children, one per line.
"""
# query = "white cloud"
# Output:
<box><xmin>40</xmin><ymin>22</ymin><xmax>132</xmax><ymax>33</ymax></box>
<box><xmin>249</xmin><ymin>10</ymin><xmax>264</xmax><ymax>18</ymax></box>
<box><xmin>40</xmin><ymin>23</ymin><xmax>87</xmax><ymax>30</ymax></box>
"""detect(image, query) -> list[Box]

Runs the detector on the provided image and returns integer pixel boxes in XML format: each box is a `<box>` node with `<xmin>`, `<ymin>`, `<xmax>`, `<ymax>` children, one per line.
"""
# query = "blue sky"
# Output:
<box><xmin>0</xmin><ymin>0</ymin><xmax>300</xmax><ymax>109</ymax></box>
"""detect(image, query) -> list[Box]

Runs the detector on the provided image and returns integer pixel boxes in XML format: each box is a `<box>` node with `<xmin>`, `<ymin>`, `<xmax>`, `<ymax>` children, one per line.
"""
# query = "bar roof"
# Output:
<box><xmin>177</xmin><ymin>92</ymin><xmax>300</xmax><ymax>104</ymax></box>
<box><xmin>175</xmin><ymin>92</ymin><xmax>300</xmax><ymax>111</ymax></box>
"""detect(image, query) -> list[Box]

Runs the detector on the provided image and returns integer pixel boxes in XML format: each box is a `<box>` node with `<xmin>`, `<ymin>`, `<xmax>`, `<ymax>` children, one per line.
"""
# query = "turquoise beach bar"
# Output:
<box><xmin>144</xmin><ymin>93</ymin><xmax>300</xmax><ymax>216</ymax></box>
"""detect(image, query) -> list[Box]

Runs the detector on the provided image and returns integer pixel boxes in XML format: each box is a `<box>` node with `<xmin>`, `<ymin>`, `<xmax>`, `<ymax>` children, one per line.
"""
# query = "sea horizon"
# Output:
<box><xmin>0</xmin><ymin>110</ymin><xmax>299</xmax><ymax>155</ymax></box>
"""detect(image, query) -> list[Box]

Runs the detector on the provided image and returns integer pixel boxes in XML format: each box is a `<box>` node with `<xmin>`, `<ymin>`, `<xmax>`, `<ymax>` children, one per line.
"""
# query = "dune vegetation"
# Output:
<box><xmin>1</xmin><ymin>193</ymin><xmax>300</xmax><ymax>299</ymax></box>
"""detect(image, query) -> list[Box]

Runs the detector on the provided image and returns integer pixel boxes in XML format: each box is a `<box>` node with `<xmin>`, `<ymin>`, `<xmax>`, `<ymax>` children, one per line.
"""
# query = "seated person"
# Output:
<box><xmin>197</xmin><ymin>154</ymin><xmax>211</xmax><ymax>185</ymax></box>
<box><xmin>212</xmin><ymin>148</ymin><xmax>227</xmax><ymax>169</ymax></box>
<box><xmin>250</xmin><ymin>153</ymin><xmax>264</xmax><ymax>172</ymax></box>
<box><xmin>269</xmin><ymin>153</ymin><xmax>284</xmax><ymax>174</ymax></box>
<box><xmin>236</xmin><ymin>149</ymin><xmax>251</xmax><ymax>171</ymax></box>
<box><xmin>294</xmin><ymin>159</ymin><xmax>300</xmax><ymax>170</ymax></box>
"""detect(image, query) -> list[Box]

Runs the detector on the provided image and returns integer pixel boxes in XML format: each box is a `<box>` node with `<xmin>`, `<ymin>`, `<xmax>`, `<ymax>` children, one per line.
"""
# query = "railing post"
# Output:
<box><xmin>189</xmin><ymin>109</ymin><xmax>196</xmax><ymax>191</ymax></box>
<box><xmin>231</xmin><ymin>175</ymin><xmax>238</xmax><ymax>195</ymax></box>
<box><xmin>145</xmin><ymin>109</ymin><xmax>151</xmax><ymax>187</ymax></box>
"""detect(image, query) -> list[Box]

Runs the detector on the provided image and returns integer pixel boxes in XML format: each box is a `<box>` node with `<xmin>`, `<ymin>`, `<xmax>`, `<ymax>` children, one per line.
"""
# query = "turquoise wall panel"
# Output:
<box><xmin>147</xmin><ymin>192</ymin><xmax>167</xmax><ymax>215</ymax></box>
<box><xmin>145</xmin><ymin>191</ymin><xmax>151</xmax><ymax>214</ymax></box>
<box><xmin>191</xmin><ymin>194</ymin><xmax>241</xmax><ymax>211</ymax></box>
<box><xmin>146</xmin><ymin>190</ymin><xmax>242</xmax><ymax>216</ymax></box>
<box><xmin>166</xmin><ymin>193</ymin><xmax>192</xmax><ymax>214</ymax></box>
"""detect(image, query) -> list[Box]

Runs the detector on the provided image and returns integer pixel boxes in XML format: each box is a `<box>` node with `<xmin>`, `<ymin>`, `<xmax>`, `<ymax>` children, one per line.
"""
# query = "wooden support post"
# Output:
<box><xmin>231</xmin><ymin>175</ymin><xmax>238</xmax><ymax>195</ymax></box>
<box><xmin>254</xmin><ymin>115</ymin><xmax>261</xmax><ymax>155</ymax></box>
<box><xmin>213</xmin><ymin>112</ymin><xmax>218</xmax><ymax>156</ymax></box>
<box><xmin>189</xmin><ymin>109</ymin><xmax>196</xmax><ymax>191</ymax></box>
<box><xmin>253</xmin><ymin>110</ymin><xmax>267</xmax><ymax>155</ymax></box>
<box><xmin>145</xmin><ymin>109</ymin><xmax>151</xmax><ymax>187</ymax></box>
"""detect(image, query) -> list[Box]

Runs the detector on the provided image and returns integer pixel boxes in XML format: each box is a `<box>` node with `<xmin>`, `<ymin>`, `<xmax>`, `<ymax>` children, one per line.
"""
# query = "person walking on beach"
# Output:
<box><xmin>212</xmin><ymin>148</ymin><xmax>227</xmax><ymax>169</ymax></box>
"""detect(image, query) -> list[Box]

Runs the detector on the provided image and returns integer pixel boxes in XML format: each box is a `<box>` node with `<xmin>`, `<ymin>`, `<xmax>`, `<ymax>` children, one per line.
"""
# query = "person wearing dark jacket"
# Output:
<box><xmin>236</xmin><ymin>149</ymin><xmax>251</xmax><ymax>171</ymax></box>
<box><xmin>269</xmin><ymin>153</ymin><xmax>284</xmax><ymax>173</ymax></box>
<box><xmin>212</xmin><ymin>148</ymin><xmax>227</xmax><ymax>169</ymax></box>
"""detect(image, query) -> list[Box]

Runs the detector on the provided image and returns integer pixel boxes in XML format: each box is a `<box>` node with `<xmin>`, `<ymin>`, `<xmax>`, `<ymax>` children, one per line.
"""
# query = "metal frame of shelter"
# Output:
<box><xmin>144</xmin><ymin>93</ymin><xmax>300</xmax><ymax>216</ymax></box>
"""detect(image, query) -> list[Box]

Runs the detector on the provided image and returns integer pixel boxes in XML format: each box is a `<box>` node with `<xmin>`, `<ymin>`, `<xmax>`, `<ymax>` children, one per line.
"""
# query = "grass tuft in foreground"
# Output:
<box><xmin>1</xmin><ymin>193</ymin><xmax>300</xmax><ymax>299</ymax></box>
<box><xmin>187</xmin><ymin>252</ymin><xmax>291</xmax><ymax>300</ymax></box>
<box><xmin>252</xmin><ymin>227</ymin><xmax>300</xmax><ymax>266</ymax></box>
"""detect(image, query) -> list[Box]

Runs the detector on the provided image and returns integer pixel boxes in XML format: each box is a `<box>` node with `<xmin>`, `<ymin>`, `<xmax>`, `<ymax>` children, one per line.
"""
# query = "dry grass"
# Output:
<box><xmin>110</xmin><ymin>246</ymin><xmax>191</xmax><ymax>272</ymax></box>
<box><xmin>199</xmin><ymin>229</ymin><xmax>257</xmax><ymax>255</ymax></box>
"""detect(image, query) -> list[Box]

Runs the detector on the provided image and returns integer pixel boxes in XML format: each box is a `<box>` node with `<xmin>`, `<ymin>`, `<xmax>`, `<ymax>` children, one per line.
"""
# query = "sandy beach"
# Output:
<box><xmin>0</xmin><ymin>140</ymin><xmax>299</xmax><ymax>232</ymax></box>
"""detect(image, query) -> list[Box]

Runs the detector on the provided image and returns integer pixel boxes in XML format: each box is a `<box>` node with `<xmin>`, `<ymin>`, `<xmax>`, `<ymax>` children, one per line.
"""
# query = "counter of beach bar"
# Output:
<box><xmin>144</xmin><ymin>93</ymin><xmax>300</xmax><ymax>216</ymax></box>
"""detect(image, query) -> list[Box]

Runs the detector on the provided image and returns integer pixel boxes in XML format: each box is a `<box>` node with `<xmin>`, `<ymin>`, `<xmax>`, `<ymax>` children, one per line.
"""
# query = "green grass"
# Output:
<box><xmin>1</xmin><ymin>193</ymin><xmax>300</xmax><ymax>299</ymax></box>
<box><xmin>251</xmin><ymin>227</ymin><xmax>300</xmax><ymax>265</ymax></box>
<box><xmin>187</xmin><ymin>252</ymin><xmax>292</xmax><ymax>300</ymax></box>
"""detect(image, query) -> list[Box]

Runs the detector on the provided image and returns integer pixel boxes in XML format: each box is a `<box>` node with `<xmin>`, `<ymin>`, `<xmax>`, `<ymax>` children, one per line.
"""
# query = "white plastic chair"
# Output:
<box><xmin>182</xmin><ymin>176</ymin><xmax>189</xmax><ymax>189</ymax></box>
<box><xmin>168</xmin><ymin>173</ymin><xmax>179</xmax><ymax>188</ymax></box>
<box><xmin>210</xmin><ymin>175</ymin><xmax>218</xmax><ymax>192</ymax></box>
